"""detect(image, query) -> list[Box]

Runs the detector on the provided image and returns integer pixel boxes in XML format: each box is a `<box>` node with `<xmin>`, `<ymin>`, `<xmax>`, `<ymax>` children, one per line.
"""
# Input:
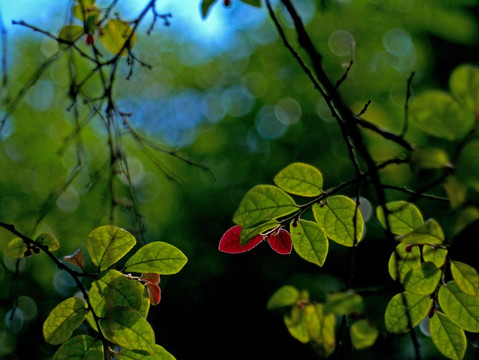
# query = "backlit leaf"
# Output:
<box><xmin>43</xmin><ymin>297</ymin><xmax>88</xmax><ymax>345</ymax></box>
<box><xmin>52</xmin><ymin>335</ymin><xmax>103</xmax><ymax>360</ymax></box>
<box><xmin>450</xmin><ymin>260</ymin><xmax>479</xmax><ymax>296</ymax></box>
<box><xmin>398</xmin><ymin>219</ymin><xmax>444</xmax><ymax>245</ymax></box>
<box><xmin>305</xmin><ymin>303</ymin><xmax>336</xmax><ymax>357</ymax></box>
<box><xmin>411</xmin><ymin>147</ymin><xmax>450</xmax><ymax>170</ymax></box>
<box><xmin>72</xmin><ymin>0</ymin><xmax>99</xmax><ymax>22</ymax></box>
<box><xmin>404</xmin><ymin>262</ymin><xmax>442</xmax><ymax>295</ymax></box>
<box><xmin>124</xmin><ymin>242</ymin><xmax>187</xmax><ymax>275</ymax></box>
<box><xmin>313</xmin><ymin>195</ymin><xmax>364</xmax><ymax>246</ymax></box>
<box><xmin>273</xmin><ymin>162</ymin><xmax>323</xmax><ymax>197</ymax></box>
<box><xmin>438</xmin><ymin>282</ymin><xmax>479</xmax><ymax>332</ymax></box>
<box><xmin>325</xmin><ymin>290</ymin><xmax>363</xmax><ymax>315</ymax></box>
<box><xmin>219</xmin><ymin>225</ymin><xmax>264</xmax><ymax>253</ymax></box>
<box><xmin>430</xmin><ymin>312</ymin><xmax>467</xmax><ymax>360</ymax></box>
<box><xmin>116</xmin><ymin>345</ymin><xmax>176</xmax><ymax>360</ymax></box>
<box><xmin>58</xmin><ymin>25</ymin><xmax>84</xmax><ymax>50</ymax></box>
<box><xmin>100</xmin><ymin>307</ymin><xmax>155</xmax><ymax>353</ymax></box>
<box><xmin>350</xmin><ymin>320</ymin><xmax>378</xmax><ymax>350</ymax></box>
<box><xmin>64</xmin><ymin>249</ymin><xmax>85</xmax><ymax>270</ymax></box>
<box><xmin>453</xmin><ymin>207</ymin><xmax>479</xmax><ymax>235</ymax></box>
<box><xmin>239</xmin><ymin>220</ymin><xmax>277</xmax><ymax>246</ymax></box>
<box><xmin>201</xmin><ymin>0</ymin><xmax>219</xmax><ymax>19</ymax></box>
<box><xmin>233</xmin><ymin>185</ymin><xmax>297</xmax><ymax>228</ymax></box>
<box><xmin>423</xmin><ymin>246</ymin><xmax>448</xmax><ymax>268</ymax></box>
<box><xmin>146</xmin><ymin>283</ymin><xmax>161</xmax><ymax>306</ymax></box>
<box><xmin>409</xmin><ymin>90</ymin><xmax>475</xmax><ymax>140</ymax></box>
<box><xmin>87</xmin><ymin>225</ymin><xmax>136</xmax><ymax>271</ymax></box>
<box><xmin>267</xmin><ymin>285</ymin><xmax>300</xmax><ymax>310</ymax></box>
<box><xmin>36</xmin><ymin>233</ymin><xmax>60</xmax><ymax>251</ymax></box>
<box><xmin>99</xmin><ymin>20</ymin><xmax>136</xmax><ymax>56</ymax></box>
<box><xmin>377</xmin><ymin>201</ymin><xmax>423</xmax><ymax>235</ymax></box>
<box><xmin>284</xmin><ymin>306</ymin><xmax>309</xmax><ymax>343</ymax></box>
<box><xmin>444</xmin><ymin>177</ymin><xmax>467</xmax><ymax>210</ymax></box>
<box><xmin>450</xmin><ymin>64</ymin><xmax>479</xmax><ymax>114</ymax></box>
<box><xmin>388</xmin><ymin>243</ymin><xmax>421</xmax><ymax>282</ymax></box>
<box><xmin>5</xmin><ymin>238</ymin><xmax>27</xmax><ymax>258</ymax></box>
<box><xmin>268</xmin><ymin>229</ymin><xmax>292</xmax><ymax>255</ymax></box>
<box><xmin>456</xmin><ymin>140</ymin><xmax>479</xmax><ymax>190</ymax></box>
<box><xmin>290</xmin><ymin>220</ymin><xmax>328</xmax><ymax>267</ymax></box>
<box><xmin>384</xmin><ymin>292</ymin><xmax>432</xmax><ymax>333</ymax></box>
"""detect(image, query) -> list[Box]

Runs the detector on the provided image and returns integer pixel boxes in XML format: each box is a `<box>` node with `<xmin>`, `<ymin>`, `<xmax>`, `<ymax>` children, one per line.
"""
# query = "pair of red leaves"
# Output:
<box><xmin>142</xmin><ymin>273</ymin><xmax>161</xmax><ymax>306</ymax></box>
<box><xmin>219</xmin><ymin>225</ymin><xmax>292</xmax><ymax>255</ymax></box>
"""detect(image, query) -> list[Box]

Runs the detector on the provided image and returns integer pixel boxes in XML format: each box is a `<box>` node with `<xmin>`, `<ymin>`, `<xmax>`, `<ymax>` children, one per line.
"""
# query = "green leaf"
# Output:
<box><xmin>430</xmin><ymin>312</ymin><xmax>467</xmax><ymax>360</ymax></box>
<box><xmin>398</xmin><ymin>219</ymin><xmax>444</xmax><ymax>245</ymax></box>
<box><xmin>267</xmin><ymin>285</ymin><xmax>300</xmax><ymax>310</ymax></box>
<box><xmin>324</xmin><ymin>291</ymin><xmax>363</xmax><ymax>315</ymax></box>
<box><xmin>124</xmin><ymin>242</ymin><xmax>187</xmax><ymax>275</ymax></box>
<box><xmin>86</xmin><ymin>225</ymin><xmax>136</xmax><ymax>271</ymax></box>
<box><xmin>58</xmin><ymin>25</ymin><xmax>84</xmax><ymax>50</ymax></box>
<box><xmin>450</xmin><ymin>64</ymin><xmax>479</xmax><ymax>114</ymax></box>
<box><xmin>404</xmin><ymin>262</ymin><xmax>442</xmax><ymax>295</ymax></box>
<box><xmin>453</xmin><ymin>207</ymin><xmax>479</xmax><ymax>235</ymax></box>
<box><xmin>450</xmin><ymin>260</ymin><xmax>479</xmax><ymax>296</ymax></box>
<box><xmin>116</xmin><ymin>345</ymin><xmax>176</xmax><ymax>360</ymax></box>
<box><xmin>233</xmin><ymin>185</ymin><xmax>297</xmax><ymax>228</ymax></box>
<box><xmin>43</xmin><ymin>297</ymin><xmax>88</xmax><ymax>345</ymax></box>
<box><xmin>240</xmin><ymin>0</ymin><xmax>262</xmax><ymax>7</ymax></box>
<box><xmin>290</xmin><ymin>220</ymin><xmax>328</xmax><ymax>267</ymax></box>
<box><xmin>99</xmin><ymin>20</ymin><xmax>136</xmax><ymax>56</ymax></box>
<box><xmin>100</xmin><ymin>307</ymin><xmax>155</xmax><ymax>353</ymax></box>
<box><xmin>384</xmin><ymin>292</ymin><xmax>433</xmax><ymax>333</ymax></box>
<box><xmin>350</xmin><ymin>320</ymin><xmax>378</xmax><ymax>350</ymax></box>
<box><xmin>388</xmin><ymin>243</ymin><xmax>421</xmax><ymax>282</ymax></box>
<box><xmin>89</xmin><ymin>269</ymin><xmax>144</xmax><ymax>318</ymax></box>
<box><xmin>36</xmin><ymin>233</ymin><xmax>60</xmax><ymax>251</ymax></box>
<box><xmin>304</xmin><ymin>303</ymin><xmax>336</xmax><ymax>357</ymax></box>
<box><xmin>444</xmin><ymin>176</ymin><xmax>467</xmax><ymax>210</ymax></box>
<box><xmin>409</xmin><ymin>90</ymin><xmax>475</xmax><ymax>140</ymax></box>
<box><xmin>72</xmin><ymin>1</ymin><xmax>99</xmax><ymax>22</ymax></box>
<box><xmin>376</xmin><ymin>201</ymin><xmax>423</xmax><ymax>235</ymax></box>
<box><xmin>456</xmin><ymin>140</ymin><xmax>479</xmax><ymax>190</ymax></box>
<box><xmin>52</xmin><ymin>335</ymin><xmax>103</xmax><ymax>360</ymax></box>
<box><xmin>423</xmin><ymin>245</ymin><xmax>448</xmax><ymax>268</ymax></box>
<box><xmin>284</xmin><ymin>306</ymin><xmax>309</xmax><ymax>343</ymax></box>
<box><xmin>5</xmin><ymin>238</ymin><xmax>27</xmax><ymax>258</ymax></box>
<box><xmin>240</xmin><ymin>220</ymin><xmax>278</xmax><ymax>246</ymax></box>
<box><xmin>201</xmin><ymin>0</ymin><xmax>219</xmax><ymax>19</ymax></box>
<box><xmin>273</xmin><ymin>162</ymin><xmax>323</xmax><ymax>197</ymax></box>
<box><xmin>411</xmin><ymin>147</ymin><xmax>450</xmax><ymax>170</ymax></box>
<box><xmin>438</xmin><ymin>282</ymin><xmax>479</xmax><ymax>332</ymax></box>
<box><xmin>313</xmin><ymin>195</ymin><xmax>364</xmax><ymax>246</ymax></box>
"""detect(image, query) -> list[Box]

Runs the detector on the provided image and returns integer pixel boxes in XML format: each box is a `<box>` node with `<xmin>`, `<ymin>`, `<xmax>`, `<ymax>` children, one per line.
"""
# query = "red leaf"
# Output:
<box><xmin>218</xmin><ymin>225</ymin><xmax>264</xmax><ymax>254</ymax></box>
<box><xmin>147</xmin><ymin>283</ymin><xmax>161</xmax><ymax>305</ymax></box>
<box><xmin>268</xmin><ymin>229</ymin><xmax>292</xmax><ymax>255</ymax></box>
<box><xmin>63</xmin><ymin>248</ymin><xmax>85</xmax><ymax>269</ymax></box>
<box><xmin>141</xmin><ymin>273</ymin><xmax>160</xmax><ymax>284</ymax></box>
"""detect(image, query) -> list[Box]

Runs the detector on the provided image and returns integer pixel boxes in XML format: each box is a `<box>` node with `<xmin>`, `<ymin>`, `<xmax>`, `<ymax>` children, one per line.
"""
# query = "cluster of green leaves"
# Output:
<box><xmin>232</xmin><ymin>162</ymin><xmax>364</xmax><ymax>266</ymax></box>
<box><xmin>58</xmin><ymin>0</ymin><xmax>136</xmax><ymax>56</ymax></box>
<box><xmin>267</xmin><ymin>286</ymin><xmax>378</xmax><ymax>356</ymax></box>
<box><xmin>380</xmin><ymin>201</ymin><xmax>479</xmax><ymax>360</ymax></box>
<box><xmin>6</xmin><ymin>225</ymin><xmax>187</xmax><ymax>359</ymax></box>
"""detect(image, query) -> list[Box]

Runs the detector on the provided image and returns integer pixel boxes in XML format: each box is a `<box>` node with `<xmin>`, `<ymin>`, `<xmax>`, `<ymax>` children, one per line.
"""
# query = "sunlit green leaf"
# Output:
<box><xmin>240</xmin><ymin>0</ymin><xmax>262</xmax><ymax>7</ymax></box>
<box><xmin>43</xmin><ymin>297</ymin><xmax>88</xmax><ymax>345</ymax></box>
<box><xmin>456</xmin><ymin>140</ymin><xmax>479</xmax><ymax>191</ymax></box>
<box><xmin>100</xmin><ymin>307</ymin><xmax>155</xmax><ymax>353</ymax></box>
<box><xmin>124</xmin><ymin>242</ymin><xmax>187</xmax><ymax>275</ymax></box>
<box><xmin>388</xmin><ymin>243</ymin><xmax>421</xmax><ymax>282</ymax></box>
<box><xmin>313</xmin><ymin>195</ymin><xmax>364</xmax><ymax>246</ymax></box>
<box><xmin>450</xmin><ymin>64</ymin><xmax>479</xmax><ymax>114</ymax></box>
<box><xmin>5</xmin><ymin>238</ymin><xmax>27</xmax><ymax>258</ymax></box>
<box><xmin>290</xmin><ymin>220</ymin><xmax>328</xmax><ymax>267</ymax></box>
<box><xmin>430</xmin><ymin>312</ymin><xmax>467</xmax><ymax>360</ymax></box>
<box><xmin>87</xmin><ymin>225</ymin><xmax>136</xmax><ymax>271</ymax></box>
<box><xmin>72</xmin><ymin>0</ymin><xmax>99</xmax><ymax>22</ymax></box>
<box><xmin>444</xmin><ymin>176</ymin><xmax>467</xmax><ymax>210</ymax></box>
<box><xmin>240</xmin><ymin>220</ymin><xmax>278</xmax><ymax>246</ymax></box>
<box><xmin>398</xmin><ymin>219</ymin><xmax>444</xmax><ymax>245</ymax></box>
<box><xmin>411</xmin><ymin>147</ymin><xmax>450</xmax><ymax>170</ymax></box>
<box><xmin>404</xmin><ymin>262</ymin><xmax>442</xmax><ymax>295</ymax></box>
<box><xmin>273</xmin><ymin>162</ymin><xmax>323</xmax><ymax>197</ymax></box>
<box><xmin>384</xmin><ymin>292</ymin><xmax>432</xmax><ymax>333</ymax></box>
<box><xmin>450</xmin><ymin>260</ymin><xmax>479</xmax><ymax>296</ymax></box>
<box><xmin>453</xmin><ymin>207</ymin><xmax>479</xmax><ymax>235</ymax></box>
<box><xmin>423</xmin><ymin>246</ymin><xmax>448</xmax><ymax>268</ymax></box>
<box><xmin>284</xmin><ymin>306</ymin><xmax>309</xmax><ymax>343</ymax></box>
<box><xmin>438</xmin><ymin>282</ymin><xmax>479</xmax><ymax>332</ymax></box>
<box><xmin>99</xmin><ymin>20</ymin><xmax>136</xmax><ymax>56</ymax></box>
<box><xmin>52</xmin><ymin>335</ymin><xmax>103</xmax><ymax>360</ymax></box>
<box><xmin>58</xmin><ymin>25</ymin><xmax>84</xmax><ymax>50</ymax></box>
<box><xmin>233</xmin><ymin>185</ymin><xmax>297</xmax><ymax>228</ymax></box>
<box><xmin>409</xmin><ymin>90</ymin><xmax>475</xmax><ymax>140</ymax></box>
<box><xmin>267</xmin><ymin>285</ymin><xmax>300</xmax><ymax>310</ymax></box>
<box><xmin>201</xmin><ymin>0</ymin><xmax>219</xmax><ymax>19</ymax></box>
<box><xmin>116</xmin><ymin>345</ymin><xmax>176</xmax><ymax>360</ymax></box>
<box><xmin>304</xmin><ymin>303</ymin><xmax>336</xmax><ymax>356</ymax></box>
<box><xmin>350</xmin><ymin>320</ymin><xmax>378</xmax><ymax>350</ymax></box>
<box><xmin>377</xmin><ymin>201</ymin><xmax>423</xmax><ymax>235</ymax></box>
<box><xmin>36</xmin><ymin>233</ymin><xmax>60</xmax><ymax>251</ymax></box>
<box><xmin>324</xmin><ymin>291</ymin><xmax>363</xmax><ymax>315</ymax></box>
